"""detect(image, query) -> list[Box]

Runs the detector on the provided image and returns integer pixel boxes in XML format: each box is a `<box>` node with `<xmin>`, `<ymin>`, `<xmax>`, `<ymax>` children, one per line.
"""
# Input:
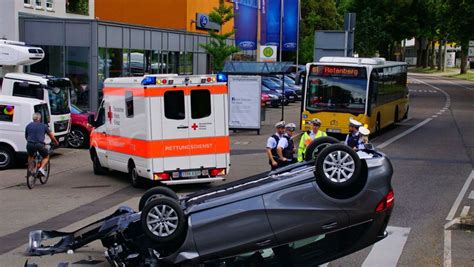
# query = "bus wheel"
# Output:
<box><xmin>375</xmin><ymin>114</ymin><xmax>381</xmax><ymax>133</ymax></box>
<box><xmin>403</xmin><ymin>106</ymin><xmax>409</xmax><ymax>120</ymax></box>
<box><xmin>394</xmin><ymin>106</ymin><xmax>399</xmax><ymax>123</ymax></box>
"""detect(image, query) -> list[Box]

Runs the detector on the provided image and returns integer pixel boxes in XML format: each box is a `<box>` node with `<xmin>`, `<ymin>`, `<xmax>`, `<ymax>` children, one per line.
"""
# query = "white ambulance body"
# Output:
<box><xmin>89</xmin><ymin>74</ymin><xmax>230</xmax><ymax>186</ymax></box>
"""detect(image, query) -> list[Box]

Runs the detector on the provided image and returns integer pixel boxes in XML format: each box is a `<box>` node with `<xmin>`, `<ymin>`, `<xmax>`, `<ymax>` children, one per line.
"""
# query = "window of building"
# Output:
<box><xmin>66</xmin><ymin>0</ymin><xmax>89</xmax><ymax>15</ymax></box>
<box><xmin>107</xmin><ymin>48</ymin><xmax>123</xmax><ymax>78</ymax></box>
<box><xmin>178</xmin><ymin>52</ymin><xmax>193</xmax><ymax>75</ymax></box>
<box><xmin>191</xmin><ymin>90</ymin><xmax>211</xmax><ymax>119</ymax></box>
<box><xmin>24</xmin><ymin>0</ymin><xmax>32</xmax><ymax>6</ymax></box>
<box><xmin>161</xmin><ymin>52</ymin><xmax>169</xmax><ymax>74</ymax></box>
<box><xmin>122</xmin><ymin>49</ymin><xmax>130</xmax><ymax>76</ymax></box>
<box><xmin>125</xmin><ymin>91</ymin><xmax>134</xmax><ymax>118</ymax></box>
<box><xmin>46</xmin><ymin>0</ymin><xmax>53</xmax><ymax>10</ymax></box>
<box><xmin>66</xmin><ymin>46</ymin><xmax>89</xmax><ymax>110</ymax></box>
<box><xmin>35</xmin><ymin>0</ymin><xmax>42</xmax><ymax>8</ymax></box>
<box><xmin>0</xmin><ymin>105</ymin><xmax>15</xmax><ymax>122</ymax></box>
<box><xmin>168</xmin><ymin>52</ymin><xmax>179</xmax><ymax>74</ymax></box>
<box><xmin>130</xmin><ymin>49</ymin><xmax>145</xmax><ymax>76</ymax></box>
<box><xmin>98</xmin><ymin>48</ymin><xmax>106</xmax><ymax>105</ymax></box>
<box><xmin>164</xmin><ymin>91</ymin><xmax>185</xmax><ymax>120</ymax></box>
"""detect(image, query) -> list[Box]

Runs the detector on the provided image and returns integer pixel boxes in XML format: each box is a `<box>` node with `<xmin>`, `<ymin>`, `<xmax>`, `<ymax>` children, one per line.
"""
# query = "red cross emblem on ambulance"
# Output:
<box><xmin>191</xmin><ymin>123</ymin><xmax>198</xmax><ymax>130</ymax></box>
<box><xmin>107</xmin><ymin>106</ymin><xmax>113</xmax><ymax>123</ymax></box>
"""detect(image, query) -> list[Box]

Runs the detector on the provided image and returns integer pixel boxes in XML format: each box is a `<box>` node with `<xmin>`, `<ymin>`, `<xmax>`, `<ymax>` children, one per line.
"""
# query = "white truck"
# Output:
<box><xmin>88</xmin><ymin>74</ymin><xmax>230</xmax><ymax>186</ymax></box>
<box><xmin>0</xmin><ymin>40</ymin><xmax>71</xmax><ymax>145</ymax></box>
<box><xmin>0</xmin><ymin>95</ymin><xmax>50</xmax><ymax>169</ymax></box>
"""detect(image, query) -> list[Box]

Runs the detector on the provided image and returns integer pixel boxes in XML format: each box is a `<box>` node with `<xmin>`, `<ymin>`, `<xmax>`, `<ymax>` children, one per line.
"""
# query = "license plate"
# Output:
<box><xmin>289</xmin><ymin>96</ymin><xmax>294</xmax><ymax>99</ymax></box>
<box><xmin>326</xmin><ymin>128</ymin><xmax>341</xmax><ymax>133</ymax></box>
<box><xmin>180</xmin><ymin>170</ymin><xmax>202</xmax><ymax>177</ymax></box>
<box><xmin>59</xmin><ymin>137</ymin><xmax>65</xmax><ymax>142</ymax></box>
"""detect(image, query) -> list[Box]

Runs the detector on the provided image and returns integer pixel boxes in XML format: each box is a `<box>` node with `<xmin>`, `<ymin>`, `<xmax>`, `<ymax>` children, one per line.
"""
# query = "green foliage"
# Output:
<box><xmin>299</xmin><ymin>0</ymin><xmax>343</xmax><ymax>64</ymax></box>
<box><xmin>199</xmin><ymin>1</ymin><xmax>239</xmax><ymax>72</ymax></box>
<box><xmin>66</xmin><ymin>0</ymin><xmax>89</xmax><ymax>15</ymax></box>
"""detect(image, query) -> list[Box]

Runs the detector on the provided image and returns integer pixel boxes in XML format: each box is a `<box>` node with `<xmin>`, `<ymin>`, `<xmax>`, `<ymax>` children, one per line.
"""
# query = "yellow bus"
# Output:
<box><xmin>298</xmin><ymin>57</ymin><xmax>409</xmax><ymax>134</ymax></box>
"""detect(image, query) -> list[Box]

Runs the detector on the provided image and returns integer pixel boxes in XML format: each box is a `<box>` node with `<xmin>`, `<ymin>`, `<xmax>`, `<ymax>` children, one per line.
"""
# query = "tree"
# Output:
<box><xmin>299</xmin><ymin>0</ymin><xmax>343</xmax><ymax>64</ymax></box>
<box><xmin>200</xmin><ymin>0</ymin><xmax>239</xmax><ymax>72</ymax></box>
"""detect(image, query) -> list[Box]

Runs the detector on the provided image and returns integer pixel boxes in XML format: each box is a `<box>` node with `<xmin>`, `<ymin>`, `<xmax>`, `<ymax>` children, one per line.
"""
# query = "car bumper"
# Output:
<box><xmin>160</xmin><ymin>177</ymin><xmax>225</xmax><ymax>185</ymax></box>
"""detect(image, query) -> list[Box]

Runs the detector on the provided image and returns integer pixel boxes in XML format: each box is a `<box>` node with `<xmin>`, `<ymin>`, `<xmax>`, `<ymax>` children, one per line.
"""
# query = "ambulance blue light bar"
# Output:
<box><xmin>141</xmin><ymin>76</ymin><xmax>156</xmax><ymax>85</ymax></box>
<box><xmin>216</xmin><ymin>72</ymin><xmax>228</xmax><ymax>82</ymax></box>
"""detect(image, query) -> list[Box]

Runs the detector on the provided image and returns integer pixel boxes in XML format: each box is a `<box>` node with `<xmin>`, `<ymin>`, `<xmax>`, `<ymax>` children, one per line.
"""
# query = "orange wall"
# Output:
<box><xmin>95</xmin><ymin>0</ymin><xmax>234</xmax><ymax>34</ymax></box>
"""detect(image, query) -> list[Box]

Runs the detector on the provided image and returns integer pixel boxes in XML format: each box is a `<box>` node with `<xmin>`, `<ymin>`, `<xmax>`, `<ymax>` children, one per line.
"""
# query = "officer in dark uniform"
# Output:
<box><xmin>345</xmin><ymin>118</ymin><xmax>363</xmax><ymax>149</ymax></box>
<box><xmin>276</xmin><ymin>123</ymin><xmax>297</xmax><ymax>168</ymax></box>
<box><xmin>266</xmin><ymin>121</ymin><xmax>286</xmax><ymax>170</ymax></box>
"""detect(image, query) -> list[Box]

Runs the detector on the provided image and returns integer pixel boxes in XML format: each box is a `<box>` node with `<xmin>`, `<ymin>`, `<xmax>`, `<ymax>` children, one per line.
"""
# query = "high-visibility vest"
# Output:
<box><xmin>297</xmin><ymin>130</ymin><xmax>327</xmax><ymax>162</ymax></box>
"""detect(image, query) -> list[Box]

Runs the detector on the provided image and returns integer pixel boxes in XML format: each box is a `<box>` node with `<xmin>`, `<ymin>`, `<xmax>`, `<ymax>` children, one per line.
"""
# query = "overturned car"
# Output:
<box><xmin>27</xmin><ymin>139</ymin><xmax>394</xmax><ymax>266</ymax></box>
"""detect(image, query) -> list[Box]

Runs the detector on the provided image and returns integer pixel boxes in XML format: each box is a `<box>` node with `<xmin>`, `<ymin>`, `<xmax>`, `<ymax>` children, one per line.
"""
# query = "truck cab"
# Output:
<box><xmin>0</xmin><ymin>95</ymin><xmax>51</xmax><ymax>169</ymax></box>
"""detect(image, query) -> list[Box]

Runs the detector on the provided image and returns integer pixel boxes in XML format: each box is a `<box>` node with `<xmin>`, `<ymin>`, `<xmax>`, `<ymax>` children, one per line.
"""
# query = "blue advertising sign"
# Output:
<box><xmin>260</xmin><ymin>0</ymin><xmax>281</xmax><ymax>47</ymax></box>
<box><xmin>234</xmin><ymin>0</ymin><xmax>258</xmax><ymax>50</ymax></box>
<box><xmin>282</xmin><ymin>0</ymin><xmax>298</xmax><ymax>51</ymax></box>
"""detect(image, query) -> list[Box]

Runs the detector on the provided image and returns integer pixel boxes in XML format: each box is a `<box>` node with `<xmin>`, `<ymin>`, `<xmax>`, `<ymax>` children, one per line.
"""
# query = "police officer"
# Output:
<box><xmin>276</xmin><ymin>123</ymin><xmax>297</xmax><ymax>168</ymax></box>
<box><xmin>266</xmin><ymin>121</ymin><xmax>286</xmax><ymax>170</ymax></box>
<box><xmin>345</xmin><ymin>118</ymin><xmax>363</xmax><ymax>149</ymax></box>
<box><xmin>297</xmin><ymin>118</ymin><xmax>327</xmax><ymax>162</ymax></box>
<box><xmin>357</xmin><ymin>126</ymin><xmax>374</xmax><ymax>150</ymax></box>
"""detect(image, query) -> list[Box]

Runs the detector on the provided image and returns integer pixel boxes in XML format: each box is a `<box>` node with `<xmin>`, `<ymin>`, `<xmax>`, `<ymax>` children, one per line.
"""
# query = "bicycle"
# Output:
<box><xmin>26</xmin><ymin>144</ymin><xmax>51</xmax><ymax>189</ymax></box>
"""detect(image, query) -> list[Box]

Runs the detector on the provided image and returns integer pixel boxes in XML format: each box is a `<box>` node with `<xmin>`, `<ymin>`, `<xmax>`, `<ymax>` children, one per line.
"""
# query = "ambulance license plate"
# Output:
<box><xmin>181</xmin><ymin>170</ymin><xmax>202</xmax><ymax>178</ymax></box>
<box><xmin>326</xmin><ymin>128</ymin><xmax>341</xmax><ymax>133</ymax></box>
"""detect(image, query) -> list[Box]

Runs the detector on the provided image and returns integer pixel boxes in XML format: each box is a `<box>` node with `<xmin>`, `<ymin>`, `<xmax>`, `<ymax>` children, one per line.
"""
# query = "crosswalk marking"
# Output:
<box><xmin>468</xmin><ymin>190</ymin><xmax>474</xmax><ymax>199</ymax></box>
<box><xmin>361</xmin><ymin>226</ymin><xmax>411</xmax><ymax>267</ymax></box>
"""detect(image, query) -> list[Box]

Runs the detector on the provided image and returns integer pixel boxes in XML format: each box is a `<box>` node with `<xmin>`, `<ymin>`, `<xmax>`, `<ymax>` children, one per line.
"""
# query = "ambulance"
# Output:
<box><xmin>88</xmin><ymin>74</ymin><xmax>230</xmax><ymax>186</ymax></box>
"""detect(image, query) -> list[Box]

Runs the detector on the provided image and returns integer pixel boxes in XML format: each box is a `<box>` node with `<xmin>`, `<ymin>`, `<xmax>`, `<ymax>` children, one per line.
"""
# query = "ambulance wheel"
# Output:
<box><xmin>304</xmin><ymin>136</ymin><xmax>340</xmax><ymax>161</ymax></box>
<box><xmin>139</xmin><ymin>187</ymin><xmax>179</xmax><ymax>211</ymax></box>
<box><xmin>92</xmin><ymin>152</ymin><xmax>107</xmax><ymax>175</ymax></box>
<box><xmin>315</xmin><ymin>144</ymin><xmax>361</xmax><ymax>190</ymax></box>
<box><xmin>128</xmin><ymin>162</ymin><xmax>142</xmax><ymax>188</ymax></box>
<box><xmin>141</xmin><ymin>197</ymin><xmax>186</xmax><ymax>243</ymax></box>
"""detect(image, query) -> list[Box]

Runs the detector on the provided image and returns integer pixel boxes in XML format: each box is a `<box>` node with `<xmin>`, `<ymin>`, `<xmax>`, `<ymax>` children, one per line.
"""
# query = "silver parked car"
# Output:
<box><xmin>27</xmin><ymin>138</ymin><xmax>394</xmax><ymax>266</ymax></box>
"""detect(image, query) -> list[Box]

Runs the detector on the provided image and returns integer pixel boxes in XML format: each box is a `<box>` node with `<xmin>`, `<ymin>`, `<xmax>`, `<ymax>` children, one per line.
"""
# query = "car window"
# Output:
<box><xmin>0</xmin><ymin>104</ymin><xmax>15</xmax><ymax>122</ymax></box>
<box><xmin>191</xmin><ymin>89</ymin><xmax>211</xmax><ymax>119</ymax></box>
<box><xmin>125</xmin><ymin>91</ymin><xmax>134</xmax><ymax>118</ymax></box>
<box><xmin>34</xmin><ymin>104</ymin><xmax>50</xmax><ymax>124</ymax></box>
<box><xmin>164</xmin><ymin>90</ymin><xmax>185</xmax><ymax>120</ymax></box>
<box><xmin>13</xmin><ymin>81</ymin><xmax>43</xmax><ymax>100</ymax></box>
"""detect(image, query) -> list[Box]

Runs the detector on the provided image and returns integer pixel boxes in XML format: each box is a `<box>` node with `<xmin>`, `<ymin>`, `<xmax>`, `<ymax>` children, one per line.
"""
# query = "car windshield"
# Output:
<box><xmin>71</xmin><ymin>104</ymin><xmax>84</xmax><ymax>115</ymax></box>
<box><xmin>306</xmin><ymin>65</ymin><xmax>367</xmax><ymax>114</ymax></box>
<box><xmin>263</xmin><ymin>78</ymin><xmax>281</xmax><ymax>88</ymax></box>
<box><xmin>46</xmin><ymin>80</ymin><xmax>71</xmax><ymax>115</ymax></box>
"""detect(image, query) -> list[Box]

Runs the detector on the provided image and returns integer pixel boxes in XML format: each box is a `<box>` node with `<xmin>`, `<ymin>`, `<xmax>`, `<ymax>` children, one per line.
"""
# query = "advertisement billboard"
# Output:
<box><xmin>234</xmin><ymin>0</ymin><xmax>258</xmax><ymax>50</ymax></box>
<box><xmin>282</xmin><ymin>0</ymin><xmax>298</xmax><ymax>51</ymax></box>
<box><xmin>261</xmin><ymin>0</ymin><xmax>281</xmax><ymax>47</ymax></box>
<box><xmin>228</xmin><ymin>76</ymin><xmax>262</xmax><ymax>130</ymax></box>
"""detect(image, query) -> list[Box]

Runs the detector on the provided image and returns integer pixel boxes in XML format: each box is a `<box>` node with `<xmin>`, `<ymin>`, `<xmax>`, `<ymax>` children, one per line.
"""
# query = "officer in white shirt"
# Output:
<box><xmin>276</xmin><ymin>123</ymin><xmax>297</xmax><ymax>168</ymax></box>
<box><xmin>345</xmin><ymin>118</ymin><xmax>363</xmax><ymax>149</ymax></box>
<box><xmin>266</xmin><ymin>121</ymin><xmax>286</xmax><ymax>170</ymax></box>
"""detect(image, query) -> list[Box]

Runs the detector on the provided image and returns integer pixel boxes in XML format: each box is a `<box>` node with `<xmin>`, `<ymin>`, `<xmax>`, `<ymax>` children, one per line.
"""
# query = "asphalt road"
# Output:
<box><xmin>0</xmin><ymin>74</ymin><xmax>473</xmax><ymax>266</ymax></box>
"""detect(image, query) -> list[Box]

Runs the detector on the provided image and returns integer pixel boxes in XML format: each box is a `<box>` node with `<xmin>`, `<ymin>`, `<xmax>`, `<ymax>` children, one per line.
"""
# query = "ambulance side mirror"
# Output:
<box><xmin>87</xmin><ymin>114</ymin><xmax>96</xmax><ymax>128</ymax></box>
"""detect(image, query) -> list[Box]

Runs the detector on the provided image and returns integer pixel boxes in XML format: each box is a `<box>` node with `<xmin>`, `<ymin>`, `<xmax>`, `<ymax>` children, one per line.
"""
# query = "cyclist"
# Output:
<box><xmin>25</xmin><ymin>113</ymin><xmax>59</xmax><ymax>176</ymax></box>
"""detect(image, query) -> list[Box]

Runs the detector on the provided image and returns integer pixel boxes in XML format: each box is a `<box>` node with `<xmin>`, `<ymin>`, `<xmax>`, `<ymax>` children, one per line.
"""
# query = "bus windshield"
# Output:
<box><xmin>46</xmin><ymin>79</ymin><xmax>71</xmax><ymax>115</ymax></box>
<box><xmin>306</xmin><ymin>65</ymin><xmax>367</xmax><ymax>114</ymax></box>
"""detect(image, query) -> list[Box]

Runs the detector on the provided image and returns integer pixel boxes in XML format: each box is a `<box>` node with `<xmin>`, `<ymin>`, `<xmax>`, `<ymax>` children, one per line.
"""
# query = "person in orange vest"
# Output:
<box><xmin>297</xmin><ymin>118</ymin><xmax>327</xmax><ymax>162</ymax></box>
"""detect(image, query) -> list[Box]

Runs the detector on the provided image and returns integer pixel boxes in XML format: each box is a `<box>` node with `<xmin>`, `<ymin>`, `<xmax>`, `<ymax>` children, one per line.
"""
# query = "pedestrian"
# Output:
<box><xmin>276</xmin><ymin>123</ymin><xmax>297</xmax><ymax>168</ymax></box>
<box><xmin>344</xmin><ymin>118</ymin><xmax>363</xmax><ymax>150</ymax></box>
<box><xmin>297</xmin><ymin>118</ymin><xmax>327</xmax><ymax>162</ymax></box>
<box><xmin>266</xmin><ymin>121</ymin><xmax>286</xmax><ymax>170</ymax></box>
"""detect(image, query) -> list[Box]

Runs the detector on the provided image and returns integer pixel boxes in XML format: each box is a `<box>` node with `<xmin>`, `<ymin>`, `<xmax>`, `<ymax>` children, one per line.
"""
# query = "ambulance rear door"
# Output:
<box><xmin>188</xmin><ymin>87</ymin><xmax>216</xmax><ymax>169</ymax></box>
<box><xmin>161</xmin><ymin>88</ymin><xmax>190</xmax><ymax>171</ymax></box>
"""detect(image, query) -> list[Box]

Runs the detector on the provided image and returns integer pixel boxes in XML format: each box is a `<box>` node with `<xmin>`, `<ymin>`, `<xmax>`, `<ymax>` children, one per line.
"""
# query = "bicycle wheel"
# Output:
<box><xmin>39</xmin><ymin>161</ymin><xmax>50</xmax><ymax>184</ymax></box>
<box><xmin>26</xmin><ymin>160</ymin><xmax>37</xmax><ymax>189</ymax></box>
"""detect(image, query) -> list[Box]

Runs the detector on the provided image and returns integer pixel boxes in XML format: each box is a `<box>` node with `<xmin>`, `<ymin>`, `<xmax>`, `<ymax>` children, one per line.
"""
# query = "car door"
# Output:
<box><xmin>161</xmin><ymin>89</ymin><xmax>190</xmax><ymax>170</ymax></box>
<box><xmin>263</xmin><ymin>181</ymin><xmax>349</xmax><ymax>245</ymax></box>
<box><xmin>187</xmin><ymin>88</ymin><xmax>216</xmax><ymax>169</ymax></box>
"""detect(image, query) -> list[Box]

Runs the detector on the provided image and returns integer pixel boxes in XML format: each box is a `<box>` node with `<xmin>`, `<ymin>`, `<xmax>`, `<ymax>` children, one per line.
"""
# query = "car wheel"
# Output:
<box><xmin>315</xmin><ymin>144</ymin><xmax>361</xmax><ymax>189</ymax></box>
<box><xmin>67</xmin><ymin>127</ymin><xmax>89</xmax><ymax>148</ymax></box>
<box><xmin>0</xmin><ymin>145</ymin><xmax>15</xmax><ymax>170</ymax></box>
<box><xmin>304</xmin><ymin>136</ymin><xmax>340</xmax><ymax>161</ymax></box>
<box><xmin>139</xmin><ymin>186</ymin><xmax>179</xmax><ymax>211</ymax></box>
<box><xmin>92</xmin><ymin>151</ymin><xmax>107</xmax><ymax>175</ymax></box>
<box><xmin>140</xmin><ymin>197</ymin><xmax>186</xmax><ymax>243</ymax></box>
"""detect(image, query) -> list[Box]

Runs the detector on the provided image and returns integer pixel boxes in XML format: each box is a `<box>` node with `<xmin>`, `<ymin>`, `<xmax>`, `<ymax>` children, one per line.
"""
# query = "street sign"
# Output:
<box><xmin>469</xmin><ymin>40</ymin><xmax>474</xmax><ymax>47</ymax></box>
<box><xmin>259</xmin><ymin>45</ymin><xmax>277</xmax><ymax>62</ymax></box>
<box><xmin>469</xmin><ymin>47</ymin><xmax>474</xmax><ymax>57</ymax></box>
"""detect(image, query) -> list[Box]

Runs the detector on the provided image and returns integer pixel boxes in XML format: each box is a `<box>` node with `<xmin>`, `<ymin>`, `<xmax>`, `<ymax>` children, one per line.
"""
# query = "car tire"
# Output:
<box><xmin>304</xmin><ymin>136</ymin><xmax>340</xmax><ymax>161</ymax></box>
<box><xmin>67</xmin><ymin>126</ymin><xmax>89</xmax><ymax>148</ymax></box>
<box><xmin>315</xmin><ymin>144</ymin><xmax>361</xmax><ymax>189</ymax></box>
<box><xmin>92</xmin><ymin>151</ymin><xmax>107</xmax><ymax>175</ymax></box>
<box><xmin>140</xmin><ymin>197</ymin><xmax>186</xmax><ymax>243</ymax></box>
<box><xmin>0</xmin><ymin>145</ymin><xmax>15</xmax><ymax>170</ymax></box>
<box><xmin>139</xmin><ymin>186</ymin><xmax>179</xmax><ymax>211</ymax></box>
<box><xmin>128</xmin><ymin>163</ymin><xmax>142</xmax><ymax>188</ymax></box>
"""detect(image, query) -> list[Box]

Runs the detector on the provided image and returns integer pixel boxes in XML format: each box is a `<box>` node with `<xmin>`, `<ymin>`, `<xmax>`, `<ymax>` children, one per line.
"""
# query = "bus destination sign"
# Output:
<box><xmin>310</xmin><ymin>65</ymin><xmax>366</xmax><ymax>78</ymax></box>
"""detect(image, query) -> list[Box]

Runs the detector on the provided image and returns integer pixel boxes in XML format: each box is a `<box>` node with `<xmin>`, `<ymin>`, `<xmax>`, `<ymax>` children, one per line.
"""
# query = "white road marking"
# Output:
<box><xmin>468</xmin><ymin>190</ymin><xmax>474</xmax><ymax>199</ymax></box>
<box><xmin>377</xmin><ymin>118</ymin><xmax>432</xmax><ymax>149</ymax></box>
<box><xmin>444</xmin><ymin>229</ymin><xmax>452</xmax><ymax>267</ymax></box>
<box><xmin>361</xmin><ymin>226</ymin><xmax>411</xmax><ymax>267</ymax></box>
<box><xmin>432</xmin><ymin>115</ymin><xmax>438</xmax><ymax>118</ymax></box>
<box><xmin>460</xmin><ymin>206</ymin><xmax>470</xmax><ymax>217</ymax></box>
<box><xmin>446</xmin><ymin>170</ymin><xmax>474</xmax><ymax>221</ymax></box>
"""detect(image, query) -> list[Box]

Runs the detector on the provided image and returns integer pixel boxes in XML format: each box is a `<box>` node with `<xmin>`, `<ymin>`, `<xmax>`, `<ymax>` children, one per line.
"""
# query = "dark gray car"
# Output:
<box><xmin>27</xmin><ymin>140</ymin><xmax>394</xmax><ymax>266</ymax></box>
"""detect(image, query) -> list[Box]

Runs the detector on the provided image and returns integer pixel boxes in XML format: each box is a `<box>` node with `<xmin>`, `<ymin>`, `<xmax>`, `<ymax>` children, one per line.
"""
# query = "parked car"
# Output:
<box><xmin>27</xmin><ymin>139</ymin><xmax>394</xmax><ymax>267</ymax></box>
<box><xmin>67</xmin><ymin>104</ymin><xmax>94</xmax><ymax>148</ymax></box>
<box><xmin>262</xmin><ymin>85</ymin><xmax>283</xmax><ymax>107</ymax></box>
<box><xmin>262</xmin><ymin>77</ymin><xmax>297</xmax><ymax>103</ymax></box>
<box><xmin>282</xmin><ymin>75</ymin><xmax>303</xmax><ymax>100</ymax></box>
